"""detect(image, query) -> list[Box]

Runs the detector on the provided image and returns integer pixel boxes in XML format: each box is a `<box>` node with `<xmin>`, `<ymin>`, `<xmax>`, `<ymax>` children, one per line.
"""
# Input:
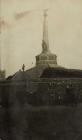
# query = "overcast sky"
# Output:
<box><xmin>0</xmin><ymin>0</ymin><xmax>82</xmax><ymax>76</ymax></box>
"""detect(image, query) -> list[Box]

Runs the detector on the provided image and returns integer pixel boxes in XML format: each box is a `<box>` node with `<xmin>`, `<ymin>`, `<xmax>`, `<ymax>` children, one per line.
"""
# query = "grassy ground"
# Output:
<box><xmin>0</xmin><ymin>103</ymin><xmax>82</xmax><ymax>140</ymax></box>
<box><xmin>27</xmin><ymin>104</ymin><xmax>82</xmax><ymax>140</ymax></box>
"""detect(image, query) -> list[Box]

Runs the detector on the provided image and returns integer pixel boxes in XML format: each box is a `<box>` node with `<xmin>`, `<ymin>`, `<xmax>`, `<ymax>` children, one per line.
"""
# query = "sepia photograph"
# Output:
<box><xmin>0</xmin><ymin>0</ymin><xmax>82</xmax><ymax>140</ymax></box>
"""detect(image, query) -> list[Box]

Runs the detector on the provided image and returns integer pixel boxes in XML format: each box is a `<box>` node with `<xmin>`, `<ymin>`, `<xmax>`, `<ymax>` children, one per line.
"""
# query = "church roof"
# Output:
<box><xmin>11</xmin><ymin>66</ymin><xmax>48</xmax><ymax>81</ymax></box>
<box><xmin>41</xmin><ymin>67</ymin><xmax>82</xmax><ymax>78</ymax></box>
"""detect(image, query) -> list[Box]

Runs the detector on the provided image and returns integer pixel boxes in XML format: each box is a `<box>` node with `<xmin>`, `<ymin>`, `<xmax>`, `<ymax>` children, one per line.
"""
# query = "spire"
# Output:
<box><xmin>42</xmin><ymin>9</ymin><xmax>50</xmax><ymax>53</ymax></box>
<box><xmin>36</xmin><ymin>9</ymin><xmax>57</xmax><ymax>66</ymax></box>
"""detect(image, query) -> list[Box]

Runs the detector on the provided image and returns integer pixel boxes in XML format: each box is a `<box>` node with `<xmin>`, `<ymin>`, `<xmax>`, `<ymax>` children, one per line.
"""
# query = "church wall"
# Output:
<box><xmin>28</xmin><ymin>78</ymin><xmax>82</xmax><ymax>106</ymax></box>
<box><xmin>0</xmin><ymin>77</ymin><xmax>82</xmax><ymax>107</ymax></box>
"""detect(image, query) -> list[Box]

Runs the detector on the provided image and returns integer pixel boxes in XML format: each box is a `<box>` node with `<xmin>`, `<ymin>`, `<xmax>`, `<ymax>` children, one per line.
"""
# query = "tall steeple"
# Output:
<box><xmin>42</xmin><ymin>9</ymin><xmax>50</xmax><ymax>53</ymax></box>
<box><xmin>36</xmin><ymin>10</ymin><xmax>57</xmax><ymax>67</ymax></box>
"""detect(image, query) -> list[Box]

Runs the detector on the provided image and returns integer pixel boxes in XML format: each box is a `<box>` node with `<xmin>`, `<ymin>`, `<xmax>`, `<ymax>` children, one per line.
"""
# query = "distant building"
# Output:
<box><xmin>7</xmin><ymin>10</ymin><xmax>82</xmax><ymax>106</ymax></box>
<box><xmin>1</xmin><ymin>10</ymin><xmax>82</xmax><ymax>107</ymax></box>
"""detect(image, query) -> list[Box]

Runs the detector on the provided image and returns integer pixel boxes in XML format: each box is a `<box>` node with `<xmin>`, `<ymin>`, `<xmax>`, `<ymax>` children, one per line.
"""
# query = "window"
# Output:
<box><xmin>49</xmin><ymin>56</ymin><xmax>54</xmax><ymax>60</ymax></box>
<box><xmin>41</xmin><ymin>56</ymin><xmax>47</xmax><ymax>60</ymax></box>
